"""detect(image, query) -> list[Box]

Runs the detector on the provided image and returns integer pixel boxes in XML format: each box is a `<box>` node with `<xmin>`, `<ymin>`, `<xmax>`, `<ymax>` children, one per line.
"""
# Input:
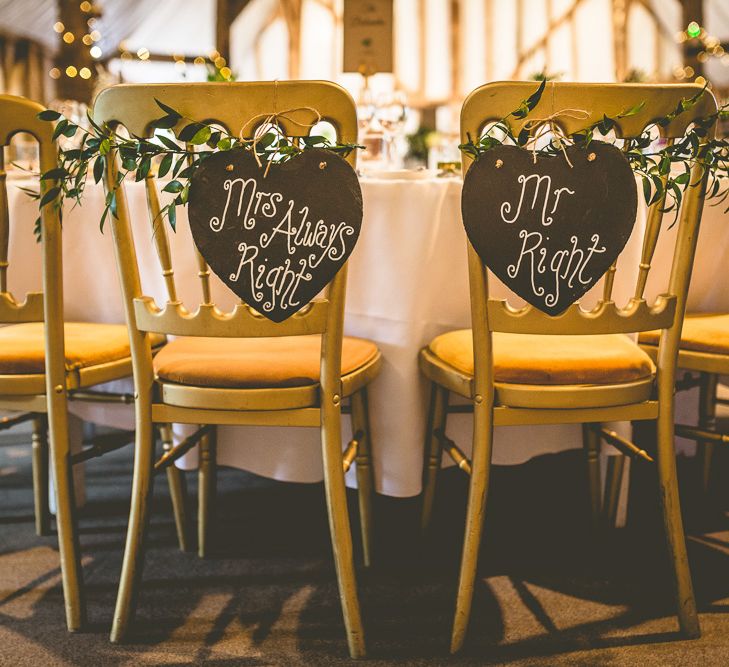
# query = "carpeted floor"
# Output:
<box><xmin>3</xmin><ymin>431</ymin><xmax>729</xmax><ymax>666</ymax></box>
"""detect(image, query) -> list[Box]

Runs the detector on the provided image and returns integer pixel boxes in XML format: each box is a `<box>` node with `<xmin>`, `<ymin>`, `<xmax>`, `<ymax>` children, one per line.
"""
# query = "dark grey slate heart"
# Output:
<box><xmin>461</xmin><ymin>140</ymin><xmax>637</xmax><ymax>315</ymax></box>
<box><xmin>188</xmin><ymin>148</ymin><xmax>363</xmax><ymax>322</ymax></box>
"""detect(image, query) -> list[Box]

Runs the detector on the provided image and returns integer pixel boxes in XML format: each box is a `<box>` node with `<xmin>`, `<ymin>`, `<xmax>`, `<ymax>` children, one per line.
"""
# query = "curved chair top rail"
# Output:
<box><xmin>92</xmin><ymin>80</ymin><xmax>357</xmax><ymax>340</ymax></box>
<box><xmin>461</xmin><ymin>81</ymin><xmax>718</xmax><ymax>141</ymax></box>
<box><xmin>93</xmin><ymin>80</ymin><xmax>358</xmax><ymax>147</ymax></box>
<box><xmin>461</xmin><ymin>81</ymin><xmax>717</xmax><ymax>337</ymax></box>
<box><xmin>0</xmin><ymin>94</ymin><xmax>60</xmax><ymax>324</ymax></box>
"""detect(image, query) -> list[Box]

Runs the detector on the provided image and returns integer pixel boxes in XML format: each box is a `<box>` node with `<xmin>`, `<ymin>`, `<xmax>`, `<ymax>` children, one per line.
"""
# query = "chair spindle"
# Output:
<box><xmin>144</xmin><ymin>173</ymin><xmax>178</xmax><ymax>303</ymax></box>
<box><xmin>0</xmin><ymin>149</ymin><xmax>9</xmax><ymax>293</ymax></box>
<box><xmin>186</xmin><ymin>143</ymin><xmax>212</xmax><ymax>304</ymax></box>
<box><xmin>634</xmin><ymin>138</ymin><xmax>675</xmax><ymax>300</ymax></box>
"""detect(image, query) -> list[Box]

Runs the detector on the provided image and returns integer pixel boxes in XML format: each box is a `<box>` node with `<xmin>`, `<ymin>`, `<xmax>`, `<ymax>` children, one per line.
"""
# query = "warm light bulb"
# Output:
<box><xmin>49</xmin><ymin>67</ymin><xmax>61</xmax><ymax>79</ymax></box>
<box><xmin>90</xmin><ymin>45</ymin><xmax>102</xmax><ymax>58</ymax></box>
<box><xmin>137</xmin><ymin>47</ymin><xmax>150</xmax><ymax>60</ymax></box>
<box><xmin>62</xmin><ymin>31</ymin><xmax>75</xmax><ymax>43</ymax></box>
<box><xmin>695</xmin><ymin>75</ymin><xmax>707</xmax><ymax>86</ymax></box>
<box><xmin>193</xmin><ymin>56</ymin><xmax>205</xmax><ymax>65</ymax></box>
<box><xmin>65</xmin><ymin>65</ymin><xmax>78</xmax><ymax>77</ymax></box>
<box><xmin>90</xmin><ymin>30</ymin><xmax>101</xmax><ymax>41</ymax></box>
<box><xmin>79</xmin><ymin>67</ymin><xmax>92</xmax><ymax>79</ymax></box>
<box><xmin>82</xmin><ymin>34</ymin><xmax>93</xmax><ymax>45</ymax></box>
<box><xmin>80</xmin><ymin>1</ymin><xmax>92</xmax><ymax>11</ymax></box>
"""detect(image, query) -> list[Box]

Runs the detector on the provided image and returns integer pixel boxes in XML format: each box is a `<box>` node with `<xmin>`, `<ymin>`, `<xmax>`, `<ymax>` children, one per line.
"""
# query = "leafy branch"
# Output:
<box><xmin>26</xmin><ymin>100</ymin><xmax>362</xmax><ymax>238</ymax></box>
<box><xmin>459</xmin><ymin>81</ymin><xmax>729</xmax><ymax>225</ymax></box>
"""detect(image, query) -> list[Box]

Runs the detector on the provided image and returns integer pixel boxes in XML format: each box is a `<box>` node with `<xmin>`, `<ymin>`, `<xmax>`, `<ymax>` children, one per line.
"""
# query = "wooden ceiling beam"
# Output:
<box><xmin>216</xmin><ymin>0</ymin><xmax>252</xmax><ymax>64</ymax></box>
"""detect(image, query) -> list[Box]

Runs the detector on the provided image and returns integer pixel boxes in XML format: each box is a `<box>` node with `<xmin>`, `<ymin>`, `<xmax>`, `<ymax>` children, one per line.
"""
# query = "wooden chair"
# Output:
<box><xmin>639</xmin><ymin>317</ymin><xmax>729</xmax><ymax>495</ymax></box>
<box><xmin>93</xmin><ymin>81</ymin><xmax>380</xmax><ymax>658</ymax></box>
<box><xmin>418</xmin><ymin>82</ymin><xmax>716</xmax><ymax>652</ymax></box>
<box><xmin>0</xmin><ymin>94</ymin><xmax>186</xmax><ymax>631</ymax></box>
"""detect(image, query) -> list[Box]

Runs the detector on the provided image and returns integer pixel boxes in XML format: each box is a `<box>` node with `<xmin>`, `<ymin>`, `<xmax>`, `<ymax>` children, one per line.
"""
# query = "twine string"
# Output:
<box><xmin>522</xmin><ymin>108</ymin><xmax>590</xmax><ymax>167</ymax></box>
<box><xmin>238</xmin><ymin>81</ymin><xmax>322</xmax><ymax>176</ymax></box>
<box><xmin>518</xmin><ymin>82</ymin><xmax>590</xmax><ymax>167</ymax></box>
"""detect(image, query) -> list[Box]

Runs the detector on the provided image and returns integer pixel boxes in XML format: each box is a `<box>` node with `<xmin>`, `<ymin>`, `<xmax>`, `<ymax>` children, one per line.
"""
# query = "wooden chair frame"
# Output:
<box><xmin>640</xmin><ymin>338</ymin><xmax>729</xmax><ymax>496</ymax></box>
<box><xmin>0</xmin><ymin>94</ymin><xmax>182</xmax><ymax>632</ymax></box>
<box><xmin>418</xmin><ymin>82</ymin><xmax>717</xmax><ymax>652</ymax></box>
<box><xmin>93</xmin><ymin>81</ymin><xmax>379</xmax><ymax>658</ymax></box>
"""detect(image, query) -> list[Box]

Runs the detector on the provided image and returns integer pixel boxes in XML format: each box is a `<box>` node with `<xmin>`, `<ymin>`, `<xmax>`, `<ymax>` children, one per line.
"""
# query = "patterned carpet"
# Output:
<box><xmin>3</xmin><ymin>431</ymin><xmax>729</xmax><ymax>666</ymax></box>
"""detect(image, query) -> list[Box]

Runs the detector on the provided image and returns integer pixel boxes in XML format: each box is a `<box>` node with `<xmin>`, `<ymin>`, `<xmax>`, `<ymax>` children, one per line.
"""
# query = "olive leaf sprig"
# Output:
<box><xmin>459</xmin><ymin>80</ymin><xmax>729</xmax><ymax>224</ymax></box>
<box><xmin>25</xmin><ymin>99</ymin><xmax>362</xmax><ymax>239</ymax></box>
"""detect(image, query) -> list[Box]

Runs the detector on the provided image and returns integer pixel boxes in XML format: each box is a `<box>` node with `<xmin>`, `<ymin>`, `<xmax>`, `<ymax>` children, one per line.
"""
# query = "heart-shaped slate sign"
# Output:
<box><xmin>188</xmin><ymin>148</ymin><xmax>363</xmax><ymax>322</ymax></box>
<box><xmin>462</xmin><ymin>140</ymin><xmax>637</xmax><ymax>315</ymax></box>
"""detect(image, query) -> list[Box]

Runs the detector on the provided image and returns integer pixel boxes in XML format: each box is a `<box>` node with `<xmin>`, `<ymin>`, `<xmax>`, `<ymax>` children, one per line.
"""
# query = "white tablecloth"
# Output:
<box><xmin>4</xmin><ymin>171</ymin><xmax>722</xmax><ymax>497</ymax></box>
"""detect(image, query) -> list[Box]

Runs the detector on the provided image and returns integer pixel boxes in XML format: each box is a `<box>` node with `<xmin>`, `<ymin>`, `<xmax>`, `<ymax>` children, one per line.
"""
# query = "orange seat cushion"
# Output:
<box><xmin>0</xmin><ymin>322</ymin><xmax>164</xmax><ymax>375</ymax></box>
<box><xmin>429</xmin><ymin>330</ymin><xmax>655</xmax><ymax>385</ymax></box>
<box><xmin>640</xmin><ymin>313</ymin><xmax>729</xmax><ymax>355</ymax></box>
<box><xmin>153</xmin><ymin>335</ymin><xmax>379</xmax><ymax>389</ymax></box>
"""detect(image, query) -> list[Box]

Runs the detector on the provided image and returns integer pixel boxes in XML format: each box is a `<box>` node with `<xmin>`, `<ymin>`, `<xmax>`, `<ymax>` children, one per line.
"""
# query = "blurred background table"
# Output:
<box><xmin>4</xmin><ymin>168</ymin><xmax>719</xmax><ymax>497</ymax></box>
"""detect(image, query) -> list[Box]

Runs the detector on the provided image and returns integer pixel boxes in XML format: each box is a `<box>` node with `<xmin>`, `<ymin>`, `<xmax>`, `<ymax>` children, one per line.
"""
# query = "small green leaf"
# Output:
<box><xmin>178</xmin><ymin>122</ymin><xmax>205</xmax><ymax>142</ymax></box>
<box><xmin>93</xmin><ymin>155</ymin><xmax>105</xmax><ymax>183</ymax></box>
<box><xmin>158</xmin><ymin>135</ymin><xmax>180</xmax><ymax>151</ymax></box>
<box><xmin>38</xmin><ymin>109</ymin><xmax>62</xmax><ymax>121</ymax></box>
<box><xmin>162</xmin><ymin>179</ymin><xmax>184</xmax><ymax>193</ymax></box>
<box><xmin>158</xmin><ymin>153</ymin><xmax>173</xmax><ymax>178</ymax></box>
<box><xmin>151</xmin><ymin>114</ymin><xmax>179</xmax><ymax>129</ymax></box>
<box><xmin>52</xmin><ymin>119</ymin><xmax>69</xmax><ymax>140</ymax></box>
<box><xmin>154</xmin><ymin>99</ymin><xmax>182</xmax><ymax>118</ymax></box>
<box><xmin>40</xmin><ymin>186</ymin><xmax>60</xmax><ymax>207</ymax></box>
<box><xmin>40</xmin><ymin>167</ymin><xmax>68</xmax><ymax>181</ymax></box>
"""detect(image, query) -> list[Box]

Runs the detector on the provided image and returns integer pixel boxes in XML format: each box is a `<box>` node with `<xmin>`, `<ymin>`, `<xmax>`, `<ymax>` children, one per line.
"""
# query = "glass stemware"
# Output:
<box><xmin>376</xmin><ymin>90</ymin><xmax>408</xmax><ymax>168</ymax></box>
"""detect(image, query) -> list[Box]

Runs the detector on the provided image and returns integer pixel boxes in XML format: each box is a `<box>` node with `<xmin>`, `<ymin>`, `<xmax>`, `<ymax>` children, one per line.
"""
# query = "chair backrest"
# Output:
<box><xmin>92</xmin><ymin>81</ymin><xmax>358</xmax><ymax>396</ymax></box>
<box><xmin>0</xmin><ymin>94</ymin><xmax>61</xmax><ymax>328</ymax></box>
<box><xmin>460</xmin><ymin>82</ymin><xmax>717</xmax><ymax>379</ymax></box>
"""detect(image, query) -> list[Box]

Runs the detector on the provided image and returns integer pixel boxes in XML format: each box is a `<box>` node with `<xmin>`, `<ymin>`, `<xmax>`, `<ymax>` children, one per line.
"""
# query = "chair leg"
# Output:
<box><xmin>47</xmin><ymin>407</ymin><xmax>86</xmax><ymax>632</ymax></box>
<box><xmin>602</xmin><ymin>454</ymin><xmax>627</xmax><ymax>528</ymax></box>
<box><xmin>110</xmin><ymin>409</ymin><xmax>156</xmax><ymax>643</ymax></box>
<box><xmin>656</xmin><ymin>397</ymin><xmax>700</xmax><ymax>638</ymax></box>
<box><xmin>582</xmin><ymin>423</ymin><xmax>602</xmax><ymax>531</ymax></box>
<box><xmin>697</xmin><ymin>372</ymin><xmax>718</xmax><ymax>496</ymax></box>
<box><xmin>350</xmin><ymin>388</ymin><xmax>376</xmax><ymax>567</ymax></box>
<box><xmin>197</xmin><ymin>427</ymin><xmax>217</xmax><ymax>559</ymax></box>
<box><xmin>31</xmin><ymin>416</ymin><xmax>51</xmax><ymax>536</ymax></box>
<box><xmin>451</xmin><ymin>397</ymin><xmax>493</xmax><ymax>654</ymax></box>
<box><xmin>322</xmin><ymin>397</ymin><xmax>366</xmax><ymax>659</ymax></box>
<box><xmin>160</xmin><ymin>424</ymin><xmax>191</xmax><ymax>552</ymax></box>
<box><xmin>420</xmin><ymin>383</ymin><xmax>449</xmax><ymax>535</ymax></box>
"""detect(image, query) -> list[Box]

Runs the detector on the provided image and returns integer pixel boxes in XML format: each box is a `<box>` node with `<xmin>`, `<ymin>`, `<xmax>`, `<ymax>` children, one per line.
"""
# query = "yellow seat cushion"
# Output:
<box><xmin>153</xmin><ymin>335</ymin><xmax>379</xmax><ymax>389</ymax></box>
<box><xmin>429</xmin><ymin>330</ymin><xmax>655</xmax><ymax>385</ymax></box>
<box><xmin>640</xmin><ymin>313</ymin><xmax>729</xmax><ymax>355</ymax></box>
<box><xmin>0</xmin><ymin>322</ymin><xmax>165</xmax><ymax>375</ymax></box>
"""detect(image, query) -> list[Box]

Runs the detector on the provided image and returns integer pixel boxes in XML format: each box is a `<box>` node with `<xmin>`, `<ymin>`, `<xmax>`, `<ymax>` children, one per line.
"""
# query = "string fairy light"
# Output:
<box><xmin>52</xmin><ymin>1</ymin><xmax>103</xmax><ymax>82</ymax></box>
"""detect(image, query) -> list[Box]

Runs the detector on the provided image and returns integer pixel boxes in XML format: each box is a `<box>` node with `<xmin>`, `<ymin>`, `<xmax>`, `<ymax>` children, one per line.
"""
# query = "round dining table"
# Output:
<box><xmin>4</xmin><ymin>168</ymin><xmax>725</xmax><ymax>499</ymax></box>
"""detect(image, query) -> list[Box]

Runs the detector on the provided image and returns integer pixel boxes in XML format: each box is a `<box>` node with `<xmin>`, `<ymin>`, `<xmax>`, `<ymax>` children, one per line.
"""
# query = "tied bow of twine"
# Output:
<box><xmin>521</xmin><ymin>108</ymin><xmax>590</xmax><ymax>167</ymax></box>
<box><xmin>239</xmin><ymin>83</ymin><xmax>323</xmax><ymax>178</ymax></box>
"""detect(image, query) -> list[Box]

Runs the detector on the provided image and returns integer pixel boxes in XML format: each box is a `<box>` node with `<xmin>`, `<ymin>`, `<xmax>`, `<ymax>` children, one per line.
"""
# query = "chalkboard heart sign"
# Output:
<box><xmin>461</xmin><ymin>140</ymin><xmax>637</xmax><ymax>316</ymax></box>
<box><xmin>188</xmin><ymin>148</ymin><xmax>363</xmax><ymax>322</ymax></box>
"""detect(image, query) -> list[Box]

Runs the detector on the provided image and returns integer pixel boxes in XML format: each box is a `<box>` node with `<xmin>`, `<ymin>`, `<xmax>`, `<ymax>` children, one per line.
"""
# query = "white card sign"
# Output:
<box><xmin>343</xmin><ymin>0</ymin><xmax>394</xmax><ymax>74</ymax></box>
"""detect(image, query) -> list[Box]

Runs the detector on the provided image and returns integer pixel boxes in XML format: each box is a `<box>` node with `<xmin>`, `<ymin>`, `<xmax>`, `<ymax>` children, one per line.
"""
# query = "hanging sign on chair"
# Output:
<box><xmin>188</xmin><ymin>148</ymin><xmax>363</xmax><ymax>323</ymax></box>
<box><xmin>461</xmin><ymin>141</ymin><xmax>637</xmax><ymax>316</ymax></box>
